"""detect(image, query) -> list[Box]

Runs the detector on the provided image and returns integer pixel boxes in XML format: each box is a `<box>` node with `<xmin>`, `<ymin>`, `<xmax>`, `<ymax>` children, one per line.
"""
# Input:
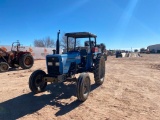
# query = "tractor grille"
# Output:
<box><xmin>47</xmin><ymin>57</ymin><xmax>60</xmax><ymax>75</ymax></box>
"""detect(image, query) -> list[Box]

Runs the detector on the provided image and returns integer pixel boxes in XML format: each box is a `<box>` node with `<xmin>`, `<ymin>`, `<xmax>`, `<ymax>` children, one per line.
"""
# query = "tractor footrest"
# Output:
<box><xmin>43</xmin><ymin>77</ymin><xmax>58</xmax><ymax>83</ymax></box>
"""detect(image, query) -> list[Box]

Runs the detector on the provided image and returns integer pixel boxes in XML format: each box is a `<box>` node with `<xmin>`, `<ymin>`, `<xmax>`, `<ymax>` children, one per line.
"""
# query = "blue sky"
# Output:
<box><xmin>0</xmin><ymin>0</ymin><xmax>160</xmax><ymax>50</ymax></box>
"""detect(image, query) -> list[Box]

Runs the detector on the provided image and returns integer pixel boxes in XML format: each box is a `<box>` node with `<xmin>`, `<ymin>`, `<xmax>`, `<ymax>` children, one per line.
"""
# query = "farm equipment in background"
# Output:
<box><xmin>29</xmin><ymin>31</ymin><xmax>106</xmax><ymax>102</ymax></box>
<box><xmin>115</xmin><ymin>51</ymin><xmax>122</xmax><ymax>58</ymax></box>
<box><xmin>0</xmin><ymin>41</ymin><xmax>34</xmax><ymax>72</ymax></box>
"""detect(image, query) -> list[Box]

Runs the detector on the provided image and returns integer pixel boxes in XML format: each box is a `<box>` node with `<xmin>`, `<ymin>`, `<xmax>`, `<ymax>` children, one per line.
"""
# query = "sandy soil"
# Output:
<box><xmin>0</xmin><ymin>54</ymin><xmax>160</xmax><ymax>120</ymax></box>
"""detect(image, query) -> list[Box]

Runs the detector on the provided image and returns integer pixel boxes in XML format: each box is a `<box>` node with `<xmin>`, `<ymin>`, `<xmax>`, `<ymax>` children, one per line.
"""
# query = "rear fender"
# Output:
<box><xmin>17</xmin><ymin>52</ymin><xmax>30</xmax><ymax>57</ymax></box>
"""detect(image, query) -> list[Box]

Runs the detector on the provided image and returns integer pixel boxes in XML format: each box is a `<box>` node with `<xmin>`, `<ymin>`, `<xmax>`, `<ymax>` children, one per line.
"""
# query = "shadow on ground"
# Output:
<box><xmin>0</xmin><ymin>67</ymin><xmax>28</xmax><ymax>73</ymax></box>
<box><xmin>0</xmin><ymin>82</ymin><xmax>99</xmax><ymax>119</ymax></box>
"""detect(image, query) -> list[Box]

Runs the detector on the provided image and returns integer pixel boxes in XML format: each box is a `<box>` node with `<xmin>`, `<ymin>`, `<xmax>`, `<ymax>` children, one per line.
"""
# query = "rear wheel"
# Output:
<box><xmin>76</xmin><ymin>73</ymin><xmax>91</xmax><ymax>102</ymax></box>
<box><xmin>19</xmin><ymin>54</ymin><xmax>34</xmax><ymax>69</ymax></box>
<box><xmin>0</xmin><ymin>62</ymin><xmax>9</xmax><ymax>72</ymax></box>
<box><xmin>29</xmin><ymin>70</ymin><xmax>47</xmax><ymax>94</ymax></box>
<box><xmin>94</xmin><ymin>56</ymin><xmax>105</xmax><ymax>85</ymax></box>
<box><xmin>104</xmin><ymin>54</ymin><xmax>107</xmax><ymax>61</ymax></box>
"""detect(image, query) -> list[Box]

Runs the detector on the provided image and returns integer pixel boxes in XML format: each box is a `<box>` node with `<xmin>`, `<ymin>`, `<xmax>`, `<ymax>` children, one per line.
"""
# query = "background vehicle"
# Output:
<box><xmin>29</xmin><ymin>31</ymin><xmax>106</xmax><ymax>102</ymax></box>
<box><xmin>115</xmin><ymin>51</ymin><xmax>122</xmax><ymax>58</ymax></box>
<box><xmin>0</xmin><ymin>41</ymin><xmax>34</xmax><ymax>72</ymax></box>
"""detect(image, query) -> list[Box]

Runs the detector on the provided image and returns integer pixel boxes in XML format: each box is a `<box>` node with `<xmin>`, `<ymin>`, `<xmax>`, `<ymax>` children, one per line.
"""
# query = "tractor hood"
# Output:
<box><xmin>46</xmin><ymin>51</ymin><xmax>81</xmax><ymax>74</ymax></box>
<box><xmin>46</xmin><ymin>51</ymin><xmax>81</xmax><ymax>62</ymax></box>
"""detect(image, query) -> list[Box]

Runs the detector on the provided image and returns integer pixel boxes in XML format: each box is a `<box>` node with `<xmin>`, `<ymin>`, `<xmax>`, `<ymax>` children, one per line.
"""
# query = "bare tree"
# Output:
<box><xmin>134</xmin><ymin>49</ymin><xmax>138</xmax><ymax>52</ymax></box>
<box><xmin>34</xmin><ymin>37</ymin><xmax>55</xmax><ymax>48</ymax></box>
<box><xmin>60</xmin><ymin>34</ymin><xmax>80</xmax><ymax>49</ymax></box>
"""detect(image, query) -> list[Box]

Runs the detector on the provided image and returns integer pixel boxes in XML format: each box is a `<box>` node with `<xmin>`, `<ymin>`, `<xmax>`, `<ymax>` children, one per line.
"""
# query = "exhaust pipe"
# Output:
<box><xmin>56</xmin><ymin>30</ymin><xmax>60</xmax><ymax>54</ymax></box>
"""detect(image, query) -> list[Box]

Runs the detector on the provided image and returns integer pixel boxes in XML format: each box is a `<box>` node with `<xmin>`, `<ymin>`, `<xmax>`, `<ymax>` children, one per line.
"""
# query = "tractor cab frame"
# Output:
<box><xmin>65</xmin><ymin>32</ymin><xmax>97</xmax><ymax>52</ymax></box>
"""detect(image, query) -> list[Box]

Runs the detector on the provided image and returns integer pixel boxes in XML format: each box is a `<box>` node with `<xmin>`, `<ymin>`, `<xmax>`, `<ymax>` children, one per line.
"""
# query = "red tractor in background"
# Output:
<box><xmin>0</xmin><ymin>41</ymin><xmax>34</xmax><ymax>72</ymax></box>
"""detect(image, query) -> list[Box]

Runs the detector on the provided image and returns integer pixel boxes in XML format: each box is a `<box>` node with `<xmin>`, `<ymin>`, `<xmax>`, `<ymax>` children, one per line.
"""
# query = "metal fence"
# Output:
<box><xmin>0</xmin><ymin>45</ymin><xmax>62</xmax><ymax>59</ymax></box>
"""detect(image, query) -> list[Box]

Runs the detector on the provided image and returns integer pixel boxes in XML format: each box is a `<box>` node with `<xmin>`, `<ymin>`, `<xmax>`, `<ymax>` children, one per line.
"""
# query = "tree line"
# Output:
<box><xmin>34</xmin><ymin>34</ymin><xmax>80</xmax><ymax>49</ymax></box>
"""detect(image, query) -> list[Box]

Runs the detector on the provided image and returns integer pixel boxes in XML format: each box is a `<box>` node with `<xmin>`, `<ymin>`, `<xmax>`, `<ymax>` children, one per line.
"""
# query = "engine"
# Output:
<box><xmin>46</xmin><ymin>56</ymin><xmax>61</xmax><ymax>75</ymax></box>
<box><xmin>46</xmin><ymin>52</ymin><xmax>81</xmax><ymax>76</ymax></box>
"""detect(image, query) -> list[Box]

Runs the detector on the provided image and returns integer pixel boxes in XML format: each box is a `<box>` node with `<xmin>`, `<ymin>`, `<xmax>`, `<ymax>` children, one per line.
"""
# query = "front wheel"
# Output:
<box><xmin>0</xmin><ymin>62</ymin><xmax>9</xmax><ymax>72</ymax></box>
<box><xmin>29</xmin><ymin>70</ymin><xmax>47</xmax><ymax>94</ymax></box>
<box><xmin>76</xmin><ymin>73</ymin><xmax>91</xmax><ymax>102</ymax></box>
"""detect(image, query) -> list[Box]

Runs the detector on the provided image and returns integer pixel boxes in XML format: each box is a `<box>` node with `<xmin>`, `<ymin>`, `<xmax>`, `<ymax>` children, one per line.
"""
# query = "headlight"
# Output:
<box><xmin>48</xmin><ymin>62</ymin><xmax>53</xmax><ymax>66</ymax></box>
<box><xmin>55</xmin><ymin>62</ymin><xmax>60</xmax><ymax>66</ymax></box>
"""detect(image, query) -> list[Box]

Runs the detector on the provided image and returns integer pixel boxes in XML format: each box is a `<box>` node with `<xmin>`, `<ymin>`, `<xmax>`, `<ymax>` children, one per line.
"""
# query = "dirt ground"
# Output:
<box><xmin>0</xmin><ymin>54</ymin><xmax>160</xmax><ymax>120</ymax></box>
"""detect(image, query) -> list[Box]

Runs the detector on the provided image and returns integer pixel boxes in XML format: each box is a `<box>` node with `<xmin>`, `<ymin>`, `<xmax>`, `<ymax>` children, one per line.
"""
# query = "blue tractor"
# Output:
<box><xmin>29</xmin><ymin>31</ymin><xmax>106</xmax><ymax>101</ymax></box>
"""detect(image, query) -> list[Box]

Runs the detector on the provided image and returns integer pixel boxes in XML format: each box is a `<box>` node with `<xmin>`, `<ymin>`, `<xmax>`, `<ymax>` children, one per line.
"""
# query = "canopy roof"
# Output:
<box><xmin>65</xmin><ymin>32</ymin><xmax>97</xmax><ymax>38</ymax></box>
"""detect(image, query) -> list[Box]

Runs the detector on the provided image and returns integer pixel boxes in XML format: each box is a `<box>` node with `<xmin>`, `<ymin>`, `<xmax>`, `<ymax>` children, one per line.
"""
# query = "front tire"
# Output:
<box><xmin>94</xmin><ymin>56</ymin><xmax>105</xmax><ymax>85</ymax></box>
<box><xmin>77</xmin><ymin>73</ymin><xmax>91</xmax><ymax>102</ymax></box>
<box><xmin>0</xmin><ymin>62</ymin><xmax>9</xmax><ymax>72</ymax></box>
<box><xmin>29</xmin><ymin>70</ymin><xmax>47</xmax><ymax>94</ymax></box>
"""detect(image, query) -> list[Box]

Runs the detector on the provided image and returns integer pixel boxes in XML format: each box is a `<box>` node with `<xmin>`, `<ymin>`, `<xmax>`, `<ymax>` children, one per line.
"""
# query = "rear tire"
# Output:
<box><xmin>77</xmin><ymin>73</ymin><xmax>91</xmax><ymax>102</ymax></box>
<box><xmin>104</xmin><ymin>54</ymin><xmax>107</xmax><ymax>61</ymax></box>
<box><xmin>0</xmin><ymin>62</ymin><xmax>9</xmax><ymax>72</ymax></box>
<box><xmin>29</xmin><ymin>70</ymin><xmax>47</xmax><ymax>94</ymax></box>
<box><xmin>94</xmin><ymin>56</ymin><xmax>105</xmax><ymax>85</ymax></box>
<box><xmin>19</xmin><ymin>54</ymin><xmax>34</xmax><ymax>69</ymax></box>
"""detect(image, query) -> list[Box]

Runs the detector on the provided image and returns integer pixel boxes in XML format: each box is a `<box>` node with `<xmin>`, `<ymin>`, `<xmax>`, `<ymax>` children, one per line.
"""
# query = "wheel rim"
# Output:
<box><xmin>34</xmin><ymin>74</ymin><xmax>45</xmax><ymax>89</ymax></box>
<box><xmin>25</xmin><ymin>56</ymin><xmax>32</xmax><ymax>65</ymax></box>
